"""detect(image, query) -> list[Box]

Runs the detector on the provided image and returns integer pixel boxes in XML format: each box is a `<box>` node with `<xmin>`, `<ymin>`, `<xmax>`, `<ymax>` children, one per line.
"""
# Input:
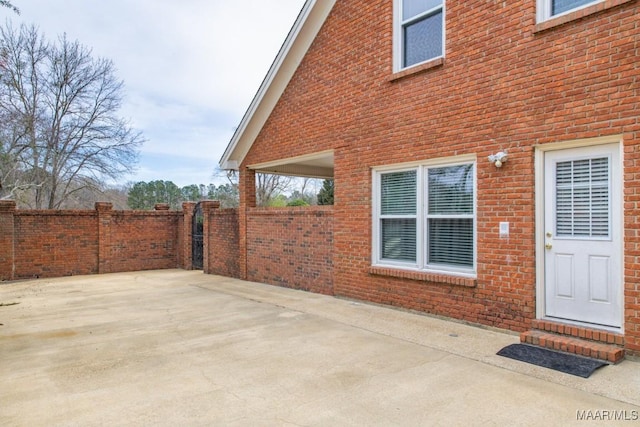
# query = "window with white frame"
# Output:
<box><xmin>394</xmin><ymin>0</ymin><xmax>444</xmax><ymax>71</ymax></box>
<box><xmin>374</xmin><ymin>160</ymin><xmax>476</xmax><ymax>275</ymax></box>
<box><xmin>537</xmin><ymin>0</ymin><xmax>602</xmax><ymax>21</ymax></box>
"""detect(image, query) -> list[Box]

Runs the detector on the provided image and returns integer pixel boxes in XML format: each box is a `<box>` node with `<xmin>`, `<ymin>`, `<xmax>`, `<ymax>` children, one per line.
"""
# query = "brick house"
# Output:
<box><xmin>220</xmin><ymin>0</ymin><xmax>640</xmax><ymax>360</ymax></box>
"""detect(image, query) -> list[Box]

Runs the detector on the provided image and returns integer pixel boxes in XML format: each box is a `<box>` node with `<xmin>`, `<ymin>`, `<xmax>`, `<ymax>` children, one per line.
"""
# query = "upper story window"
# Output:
<box><xmin>537</xmin><ymin>0</ymin><xmax>602</xmax><ymax>21</ymax></box>
<box><xmin>394</xmin><ymin>0</ymin><xmax>444</xmax><ymax>71</ymax></box>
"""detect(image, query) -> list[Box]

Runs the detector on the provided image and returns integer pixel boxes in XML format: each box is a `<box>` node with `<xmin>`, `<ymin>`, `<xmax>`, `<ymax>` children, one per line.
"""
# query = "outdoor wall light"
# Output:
<box><xmin>488</xmin><ymin>151</ymin><xmax>508</xmax><ymax>168</ymax></box>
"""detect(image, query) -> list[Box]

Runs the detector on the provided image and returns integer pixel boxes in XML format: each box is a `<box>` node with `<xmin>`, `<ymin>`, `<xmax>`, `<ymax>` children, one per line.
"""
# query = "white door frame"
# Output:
<box><xmin>534</xmin><ymin>135</ymin><xmax>625</xmax><ymax>331</ymax></box>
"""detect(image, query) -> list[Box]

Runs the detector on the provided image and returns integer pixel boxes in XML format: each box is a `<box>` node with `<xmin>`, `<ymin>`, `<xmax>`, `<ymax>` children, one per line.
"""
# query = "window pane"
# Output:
<box><xmin>428</xmin><ymin>218</ymin><xmax>473</xmax><ymax>267</ymax></box>
<box><xmin>403</xmin><ymin>11</ymin><xmax>443</xmax><ymax>67</ymax></box>
<box><xmin>428</xmin><ymin>164</ymin><xmax>473</xmax><ymax>214</ymax></box>
<box><xmin>556</xmin><ymin>157</ymin><xmax>609</xmax><ymax>237</ymax></box>
<box><xmin>381</xmin><ymin>170</ymin><xmax>417</xmax><ymax>215</ymax></box>
<box><xmin>382</xmin><ymin>218</ymin><xmax>417</xmax><ymax>262</ymax></box>
<box><xmin>402</xmin><ymin>0</ymin><xmax>442</xmax><ymax>20</ymax></box>
<box><xmin>552</xmin><ymin>0</ymin><xmax>596</xmax><ymax>15</ymax></box>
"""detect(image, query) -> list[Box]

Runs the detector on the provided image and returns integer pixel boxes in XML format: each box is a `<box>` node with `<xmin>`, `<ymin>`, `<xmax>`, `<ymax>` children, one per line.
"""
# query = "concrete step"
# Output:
<box><xmin>521</xmin><ymin>321</ymin><xmax>625</xmax><ymax>364</ymax></box>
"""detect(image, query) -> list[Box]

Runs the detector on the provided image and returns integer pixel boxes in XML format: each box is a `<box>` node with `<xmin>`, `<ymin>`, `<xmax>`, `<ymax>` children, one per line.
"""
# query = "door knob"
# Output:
<box><xmin>545</xmin><ymin>243</ymin><xmax>552</xmax><ymax>250</ymax></box>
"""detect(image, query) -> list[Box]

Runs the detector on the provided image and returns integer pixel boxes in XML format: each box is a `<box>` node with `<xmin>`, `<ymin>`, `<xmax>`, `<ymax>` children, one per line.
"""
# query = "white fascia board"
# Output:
<box><xmin>219</xmin><ymin>0</ymin><xmax>336</xmax><ymax>171</ymax></box>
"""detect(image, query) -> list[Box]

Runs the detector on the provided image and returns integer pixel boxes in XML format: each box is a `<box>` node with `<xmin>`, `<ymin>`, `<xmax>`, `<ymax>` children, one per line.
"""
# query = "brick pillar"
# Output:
<box><xmin>95</xmin><ymin>202</ymin><xmax>113</xmax><ymax>274</ymax></box>
<box><xmin>238</xmin><ymin>168</ymin><xmax>256</xmax><ymax>280</ymax></box>
<box><xmin>182</xmin><ymin>202</ymin><xmax>196</xmax><ymax>270</ymax></box>
<box><xmin>0</xmin><ymin>200</ymin><xmax>16</xmax><ymax>281</ymax></box>
<box><xmin>200</xmin><ymin>200</ymin><xmax>221</xmax><ymax>274</ymax></box>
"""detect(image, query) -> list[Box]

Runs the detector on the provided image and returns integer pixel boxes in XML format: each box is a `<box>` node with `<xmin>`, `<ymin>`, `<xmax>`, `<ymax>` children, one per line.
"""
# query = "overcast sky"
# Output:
<box><xmin>5</xmin><ymin>0</ymin><xmax>306</xmax><ymax>187</ymax></box>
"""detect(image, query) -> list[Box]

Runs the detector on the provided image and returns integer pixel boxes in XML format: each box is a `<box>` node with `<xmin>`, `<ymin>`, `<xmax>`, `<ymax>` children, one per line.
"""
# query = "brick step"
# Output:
<box><xmin>531</xmin><ymin>319</ymin><xmax>625</xmax><ymax>346</ymax></box>
<box><xmin>521</xmin><ymin>330</ymin><xmax>625</xmax><ymax>364</ymax></box>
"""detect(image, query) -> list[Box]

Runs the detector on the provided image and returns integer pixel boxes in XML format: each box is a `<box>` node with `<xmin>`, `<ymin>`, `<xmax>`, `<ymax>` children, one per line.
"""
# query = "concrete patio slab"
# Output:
<box><xmin>1</xmin><ymin>270</ymin><xmax>639</xmax><ymax>426</ymax></box>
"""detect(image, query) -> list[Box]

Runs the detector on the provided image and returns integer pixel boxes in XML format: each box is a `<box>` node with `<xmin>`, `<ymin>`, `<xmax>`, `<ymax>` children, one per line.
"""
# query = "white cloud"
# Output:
<box><xmin>9</xmin><ymin>0</ymin><xmax>306</xmax><ymax>186</ymax></box>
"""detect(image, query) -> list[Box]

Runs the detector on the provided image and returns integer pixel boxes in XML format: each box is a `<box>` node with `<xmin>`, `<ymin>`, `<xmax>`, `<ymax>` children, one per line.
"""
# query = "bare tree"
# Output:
<box><xmin>212</xmin><ymin>166</ymin><xmax>294</xmax><ymax>207</ymax></box>
<box><xmin>0</xmin><ymin>23</ymin><xmax>142</xmax><ymax>208</ymax></box>
<box><xmin>0</xmin><ymin>1</ymin><xmax>19</xmax><ymax>14</ymax></box>
<box><xmin>255</xmin><ymin>173</ymin><xmax>292</xmax><ymax>206</ymax></box>
<box><xmin>0</xmin><ymin>138</ymin><xmax>30</xmax><ymax>201</ymax></box>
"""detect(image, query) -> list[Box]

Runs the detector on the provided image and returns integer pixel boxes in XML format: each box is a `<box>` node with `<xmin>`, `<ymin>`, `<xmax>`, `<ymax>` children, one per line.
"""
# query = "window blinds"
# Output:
<box><xmin>377</xmin><ymin>164</ymin><xmax>475</xmax><ymax>269</ymax></box>
<box><xmin>381</xmin><ymin>171</ymin><xmax>417</xmax><ymax>262</ymax></box>
<box><xmin>427</xmin><ymin>165</ymin><xmax>474</xmax><ymax>267</ymax></box>
<box><xmin>556</xmin><ymin>157</ymin><xmax>609</xmax><ymax>237</ymax></box>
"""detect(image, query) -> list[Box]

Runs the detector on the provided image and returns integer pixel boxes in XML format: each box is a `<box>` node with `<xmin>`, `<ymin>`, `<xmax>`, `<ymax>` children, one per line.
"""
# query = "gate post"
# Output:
<box><xmin>182</xmin><ymin>202</ymin><xmax>196</xmax><ymax>269</ymax></box>
<box><xmin>200</xmin><ymin>200</ymin><xmax>221</xmax><ymax>274</ymax></box>
<box><xmin>0</xmin><ymin>200</ymin><xmax>16</xmax><ymax>281</ymax></box>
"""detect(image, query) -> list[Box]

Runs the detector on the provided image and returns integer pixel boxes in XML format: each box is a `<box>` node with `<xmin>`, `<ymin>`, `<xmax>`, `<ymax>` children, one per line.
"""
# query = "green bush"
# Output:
<box><xmin>286</xmin><ymin>199</ymin><xmax>310</xmax><ymax>207</ymax></box>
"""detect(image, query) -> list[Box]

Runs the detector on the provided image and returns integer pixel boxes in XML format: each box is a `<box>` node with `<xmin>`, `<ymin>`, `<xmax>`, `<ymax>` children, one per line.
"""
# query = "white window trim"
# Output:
<box><xmin>536</xmin><ymin>0</ymin><xmax>603</xmax><ymax>22</ymax></box>
<box><xmin>393</xmin><ymin>0</ymin><xmax>446</xmax><ymax>73</ymax></box>
<box><xmin>375</xmin><ymin>166</ymin><xmax>421</xmax><ymax>269</ymax></box>
<box><xmin>372</xmin><ymin>156</ymin><xmax>477</xmax><ymax>277</ymax></box>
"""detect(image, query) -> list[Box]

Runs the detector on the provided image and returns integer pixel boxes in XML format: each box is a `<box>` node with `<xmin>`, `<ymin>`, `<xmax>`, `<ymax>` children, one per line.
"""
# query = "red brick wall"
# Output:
<box><xmin>177</xmin><ymin>214</ymin><xmax>185</xmax><ymax>269</ymax></box>
<box><xmin>0</xmin><ymin>203</ymin><xmax>185</xmax><ymax>280</ymax></box>
<box><xmin>98</xmin><ymin>211</ymin><xmax>180</xmax><ymax>274</ymax></box>
<box><xmin>181</xmin><ymin>202</ymin><xmax>196</xmax><ymax>270</ymax></box>
<box><xmin>0</xmin><ymin>201</ymin><xmax>17</xmax><ymax>280</ymax></box>
<box><xmin>13</xmin><ymin>210</ymin><xmax>99</xmax><ymax>278</ymax></box>
<box><xmin>246</xmin><ymin>207</ymin><xmax>333</xmax><ymax>295</ymax></box>
<box><xmin>205</xmin><ymin>208</ymin><xmax>240</xmax><ymax>278</ymax></box>
<box><xmin>239</xmin><ymin>1</ymin><xmax>640</xmax><ymax>352</ymax></box>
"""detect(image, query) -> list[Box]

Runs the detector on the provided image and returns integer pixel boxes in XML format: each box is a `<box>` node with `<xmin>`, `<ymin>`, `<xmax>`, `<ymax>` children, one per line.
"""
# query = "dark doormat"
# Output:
<box><xmin>497</xmin><ymin>344</ymin><xmax>607</xmax><ymax>378</ymax></box>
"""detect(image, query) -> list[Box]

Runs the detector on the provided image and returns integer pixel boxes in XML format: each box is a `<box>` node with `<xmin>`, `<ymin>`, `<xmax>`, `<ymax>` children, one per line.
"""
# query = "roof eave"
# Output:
<box><xmin>219</xmin><ymin>0</ymin><xmax>336</xmax><ymax>171</ymax></box>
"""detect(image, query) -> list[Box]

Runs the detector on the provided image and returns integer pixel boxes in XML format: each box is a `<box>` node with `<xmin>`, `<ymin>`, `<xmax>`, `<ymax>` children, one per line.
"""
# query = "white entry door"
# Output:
<box><xmin>544</xmin><ymin>143</ymin><xmax>622</xmax><ymax>328</ymax></box>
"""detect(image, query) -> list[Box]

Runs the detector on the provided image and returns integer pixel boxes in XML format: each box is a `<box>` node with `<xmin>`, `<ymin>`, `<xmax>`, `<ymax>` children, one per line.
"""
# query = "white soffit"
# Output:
<box><xmin>249</xmin><ymin>150</ymin><xmax>334</xmax><ymax>179</ymax></box>
<box><xmin>219</xmin><ymin>0</ymin><xmax>337</xmax><ymax>171</ymax></box>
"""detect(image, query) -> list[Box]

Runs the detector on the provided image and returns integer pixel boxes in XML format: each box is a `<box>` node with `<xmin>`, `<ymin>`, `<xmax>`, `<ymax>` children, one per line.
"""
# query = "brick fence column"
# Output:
<box><xmin>0</xmin><ymin>200</ymin><xmax>16</xmax><ymax>281</ymax></box>
<box><xmin>238</xmin><ymin>168</ymin><xmax>256</xmax><ymax>280</ymax></box>
<box><xmin>200</xmin><ymin>200</ymin><xmax>221</xmax><ymax>274</ymax></box>
<box><xmin>182</xmin><ymin>202</ymin><xmax>196</xmax><ymax>269</ymax></box>
<box><xmin>95</xmin><ymin>202</ymin><xmax>113</xmax><ymax>274</ymax></box>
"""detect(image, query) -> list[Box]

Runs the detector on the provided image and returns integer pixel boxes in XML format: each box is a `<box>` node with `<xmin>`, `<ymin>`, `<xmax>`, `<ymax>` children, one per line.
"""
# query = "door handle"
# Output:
<box><xmin>545</xmin><ymin>243</ymin><xmax>552</xmax><ymax>250</ymax></box>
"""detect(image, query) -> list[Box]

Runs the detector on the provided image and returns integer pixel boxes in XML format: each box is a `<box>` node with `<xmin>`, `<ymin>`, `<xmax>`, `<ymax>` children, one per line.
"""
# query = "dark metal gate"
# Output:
<box><xmin>192</xmin><ymin>202</ymin><xmax>204</xmax><ymax>270</ymax></box>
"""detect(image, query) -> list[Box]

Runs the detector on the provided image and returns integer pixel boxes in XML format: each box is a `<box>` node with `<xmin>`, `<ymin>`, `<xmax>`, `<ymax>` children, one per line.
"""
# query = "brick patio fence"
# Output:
<box><xmin>0</xmin><ymin>200</ymin><xmax>333</xmax><ymax>294</ymax></box>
